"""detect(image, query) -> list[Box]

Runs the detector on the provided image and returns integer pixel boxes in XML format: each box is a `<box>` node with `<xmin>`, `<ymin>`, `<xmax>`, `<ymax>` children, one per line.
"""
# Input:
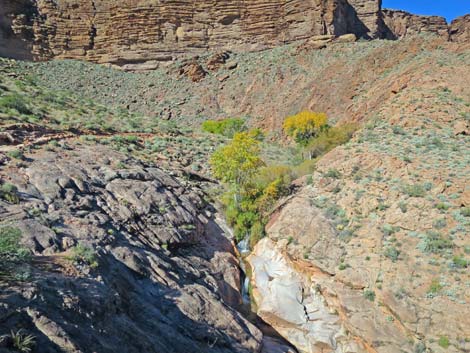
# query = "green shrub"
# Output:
<box><xmin>461</xmin><ymin>207</ymin><xmax>470</xmax><ymax>217</ymax></box>
<box><xmin>402</xmin><ymin>184</ymin><xmax>426</xmax><ymax>198</ymax></box>
<box><xmin>306</xmin><ymin>175</ymin><xmax>313</xmax><ymax>185</ymax></box>
<box><xmin>398</xmin><ymin>201</ymin><xmax>407</xmax><ymax>213</ymax></box>
<box><xmin>436</xmin><ymin>202</ymin><xmax>450</xmax><ymax>211</ymax></box>
<box><xmin>428</xmin><ymin>279</ymin><xmax>443</xmax><ymax>294</ymax></box>
<box><xmin>432</xmin><ymin>218</ymin><xmax>447</xmax><ymax>229</ymax></box>
<box><xmin>421</xmin><ymin>231</ymin><xmax>453</xmax><ymax>254</ymax></box>
<box><xmin>324</xmin><ymin>169</ymin><xmax>341</xmax><ymax>179</ymax></box>
<box><xmin>7</xmin><ymin>149</ymin><xmax>24</xmax><ymax>160</ymax></box>
<box><xmin>384</xmin><ymin>246</ymin><xmax>400</xmax><ymax>262</ymax></box>
<box><xmin>382</xmin><ymin>224</ymin><xmax>398</xmax><ymax>236</ymax></box>
<box><xmin>69</xmin><ymin>244</ymin><xmax>98</xmax><ymax>268</ymax></box>
<box><xmin>0</xmin><ymin>226</ymin><xmax>30</xmax><ymax>280</ymax></box>
<box><xmin>1</xmin><ymin>183</ymin><xmax>20</xmax><ymax>204</ymax></box>
<box><xmin>364</xmin><ymin>290</ymin><xmax>376</xmax><ymax>301</ymax></box>
<box><xmin>438</xmin><ymin>336</ymin><xmax>449</xmax><ymax>349</ymax></box>
<box><xmin>0</xmin><ymin>93</ymin><xmax>32</xmax><ymax>115</ymax></box>
<box><xmin>249</xmin><ymin>221</ymin><xmax>265</xmax><ymax>249</ymax></box>
<box><xmin>0</xmin><ymin>226</ymin><xmax>29</xmax><ymax>263</ymax></box>
<box><xmin>452</xmin><ymin>256</ymin><xmax>469</xmax><ymax>268</ymax></box>
<box><xmin>202</xmin><ymin>118</ymin><xmax>246</xmax><ymax>138</ymax></box>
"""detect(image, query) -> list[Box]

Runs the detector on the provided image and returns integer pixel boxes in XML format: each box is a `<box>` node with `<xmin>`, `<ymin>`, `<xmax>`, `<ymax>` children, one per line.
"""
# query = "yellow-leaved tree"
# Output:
<box><xmin>283</xmin><ymin>111</ymin><xmax>328</xmax><ymax>144</ymax></box>
<box><xmin>210</xmin><ymin>131</ymin><xmax>265</xmax><ymax>186</ymax></box>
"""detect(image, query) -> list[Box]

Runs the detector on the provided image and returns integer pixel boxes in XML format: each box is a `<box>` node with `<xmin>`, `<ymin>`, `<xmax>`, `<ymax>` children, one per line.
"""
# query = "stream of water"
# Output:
<box><xmin>236</xmin><ymin>235</ymin><xmax>251</xmax><ymax>304</ymax></box>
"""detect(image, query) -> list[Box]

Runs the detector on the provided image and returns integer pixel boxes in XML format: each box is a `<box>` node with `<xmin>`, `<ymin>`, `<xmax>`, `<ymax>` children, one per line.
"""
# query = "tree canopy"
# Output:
<box><xmin>210</xmin><ymin>131</ymin><xmax>265</xmax><ymax>185</ymax></box>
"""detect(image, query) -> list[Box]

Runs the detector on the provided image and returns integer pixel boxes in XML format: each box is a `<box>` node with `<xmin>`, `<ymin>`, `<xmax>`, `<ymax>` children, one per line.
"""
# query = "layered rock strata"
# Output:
<box><xmin>449</xmin><ymin>15</ymin><xmax>470</xmax><ymax>43</ymax></box>
<box><xmin>0</xmin><ymin>0</ymin><xmax>381</xmax><ymax>64</ymax></box>
<box><xmin>382</xmin><ymin>9</ymin><xmax>449</xmax><ymax>39</ymax></box>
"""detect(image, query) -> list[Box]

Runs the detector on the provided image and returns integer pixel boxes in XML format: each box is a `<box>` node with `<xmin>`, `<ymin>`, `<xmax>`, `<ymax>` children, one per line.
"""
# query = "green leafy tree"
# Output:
<box><xmin>210</xmin><ymin>132</ymin><xmax>265</xmax><ymax>185</ymax></box>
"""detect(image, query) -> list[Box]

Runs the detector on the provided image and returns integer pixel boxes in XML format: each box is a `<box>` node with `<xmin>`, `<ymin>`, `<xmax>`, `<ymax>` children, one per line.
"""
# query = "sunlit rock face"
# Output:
<box><xmin>0</xmin><ymin>0</ymin><xmax>382</xmax><ymax>64</ymax></box>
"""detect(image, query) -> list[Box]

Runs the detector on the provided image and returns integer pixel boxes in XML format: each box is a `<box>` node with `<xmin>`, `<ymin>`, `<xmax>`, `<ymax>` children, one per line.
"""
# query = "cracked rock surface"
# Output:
<box><xmin>0</xmin><ymin>143</ymin><xmax>263</xmax><ymax>353</ymax></box>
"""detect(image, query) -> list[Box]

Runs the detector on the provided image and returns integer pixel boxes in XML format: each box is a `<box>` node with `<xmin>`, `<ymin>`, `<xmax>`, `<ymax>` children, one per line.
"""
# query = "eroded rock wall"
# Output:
<box><xmin>450</xmin><ymin>15</ymin><xmax>470</xmax><ymax>43</ymax></box>
<box><xmin>1</xmin><ymin>0</ymin><xmax>382</xmax><ymax>64</ymax></box>
<box><xmin>382</xmin><ymin>9</ymin><xmax>449</xmax><ymax>39</ymax></box>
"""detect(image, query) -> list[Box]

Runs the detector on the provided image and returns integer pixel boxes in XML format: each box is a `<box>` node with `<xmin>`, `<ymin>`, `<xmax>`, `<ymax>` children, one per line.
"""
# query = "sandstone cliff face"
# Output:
<box><xmin>1</xmin><ymin>0</ymin><xmax>382</xmax><ymax>64</ymax></box>
<box><xmin>450</xmin><ymin>15</ymin><xmax>470</xmax><ymax>43</ymax></box>
<box><xmin>382</xmin><ymin>9</ymin><xmax>449</xmax><ymax>39</ymax></box>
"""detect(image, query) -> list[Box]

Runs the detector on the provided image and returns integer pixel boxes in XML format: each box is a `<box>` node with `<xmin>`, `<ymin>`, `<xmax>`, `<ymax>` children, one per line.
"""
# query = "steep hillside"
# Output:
<box><xmin>19</xmin><ymin>35</ymin><xmax>470</xmax><ymax>133</ymax></box>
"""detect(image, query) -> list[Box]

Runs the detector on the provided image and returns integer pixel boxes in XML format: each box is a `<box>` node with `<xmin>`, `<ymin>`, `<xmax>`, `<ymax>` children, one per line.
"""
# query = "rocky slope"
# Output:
<box><xmin>247</xmin><ymin>39</ymin><xmax>470</xmax><ymax>352</ymax></box>
<box><xmin>0</xmin><ymin>142</ymin><xmax>269</xmax><ymax>353</ymax></box>
<box><xmin>20</xmin><ymin>35</ymin><xmax>469</xmax><ymax>133</ymax></box>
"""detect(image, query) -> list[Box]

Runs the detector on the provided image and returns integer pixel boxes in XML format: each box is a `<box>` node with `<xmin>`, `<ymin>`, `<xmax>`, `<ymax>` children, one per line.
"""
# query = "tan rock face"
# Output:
<box><xmin>1</xmin><ymin>0</ymin><xmax>383</xmax><ymax>64</ymax></box>
<box><xmin>382</xmin><ymin>9</ymin><xmax>449</xmax><ymax>39</ymax></box>
<box><xmin>450</xmin><ymin>15</ymin><xmax>470</xmax><ymax>43</ymax></box>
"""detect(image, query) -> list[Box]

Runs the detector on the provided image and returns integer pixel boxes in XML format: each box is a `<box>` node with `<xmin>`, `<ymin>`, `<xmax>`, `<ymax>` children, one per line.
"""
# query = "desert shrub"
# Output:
<box><xmin>432</xmin><ymin>218</ymin><xmax>447</xmax><ymax>229</ymax></box>
<box><xmin>69</xmin><ymin>244</ymin><xmax>98</xmax><ymax>268</ymax></box>
<box><xmin>0</xmin><ymin>226</ymin><xmax>29</xmax><ymax>263</ymax></box>
<box><xmin>363</xmin><ymin>290</ymin><xmax>376</xmax><ymax>301</ymax></box>
<box><xmin>7</xmin><ymin>149</ymin><xmax>24</xmax><ymax>160</ymax></box>
<box><xmin>382</xmin><ymin>224</ymin><xmax>399</xmax><ymax>236</ymax></box>
<box><xmin>438</xmin><ymin>336</ymin><xmax>449</xmax><ymax>349</ymax></box>
<box><xmin>384</xmin><ymin>246</ymin><xmax>400</xmax><ymax>262</ymax></box>
<box><xmin>461</xmin><ymin>207</ymin><xmax>470</xmax><ymax>217</ymax></box>
<box><xmin>304</xmin><ymin>123</ymin><xmax>358</xmax><ymax>159</ymax></box>
<box><xmin>402</xmin><ymin>183</ymin><xmax>426</xmax><ymax>198</ymax></box>
<box><xmin>283</xmin><ymin>111</ymin><xmax>328</xmax><ymax>144</ymax></box>
<box><xmin>452</xmin><ymin>256</ymin><xmax>469</xmax><ymax>268</ymax></box>
<box><xmin>398</xmin><ymin>201</ymin><xmax>407</xmax><ymax>213</ymax></box>
<box><xmin>435</xmin><ymin>202</ymin><xmax>450</xmax><ymax>211</ymax></box>
<box><xmin>0</xmin><ymin>93</ymin><xmax>32</xmax><ymax>115</ymax></box>
<box><xmin>0</xmin><ymin>226</ymin><xmax>30</xmax><ymax>279</ymax></box>
<box><xmin>324</xmin><ymin>168</ymin><xmax>341</xmax><ymax>179</ymax></box>
<box><xmin>420</xmin><ymin>231</ymin><xmax>453</xmax><ymax>254</ymax></box>
<box><xmin>202</xmin><ymin>118</ymin><xmax>246</xmax><ymax>138</ymax></box>
<box><xmin>427</xmin><ymin>279</ymin><xmax>443</xmax><ymax>295</ymax></box>
<box><xmin>1</xmin><ymin>183</ymin><xmax>20</xmax><ymax>204</ymax></box>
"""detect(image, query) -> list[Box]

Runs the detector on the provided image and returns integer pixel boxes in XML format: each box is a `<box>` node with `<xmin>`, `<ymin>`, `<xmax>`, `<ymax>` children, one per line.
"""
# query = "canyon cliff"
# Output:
<box><xmin>5</xmin><ymin>0</ymin><xmax>467</xmax><ymax>67</ymax></box>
